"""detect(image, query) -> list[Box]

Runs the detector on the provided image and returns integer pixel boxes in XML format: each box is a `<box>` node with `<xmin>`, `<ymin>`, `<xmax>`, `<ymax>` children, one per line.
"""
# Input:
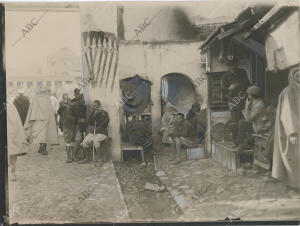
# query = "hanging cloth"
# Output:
<box><xmin>120</xmin><ymin>75</ymin><xmax>151</xmax><ymax>115</ymax></box>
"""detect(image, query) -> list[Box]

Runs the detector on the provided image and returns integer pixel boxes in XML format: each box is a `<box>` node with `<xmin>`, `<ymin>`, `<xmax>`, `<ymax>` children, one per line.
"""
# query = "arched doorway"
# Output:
<box><xmin>161</xmin><ymin>73</ymin><xmax>198</xmax><ymax>117</ymax></box>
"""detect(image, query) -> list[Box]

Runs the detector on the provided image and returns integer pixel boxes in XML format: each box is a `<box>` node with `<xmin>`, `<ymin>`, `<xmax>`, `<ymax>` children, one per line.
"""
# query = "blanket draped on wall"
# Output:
<box><xmin>120</xmin><ymin>75</ymin><xmax>151</xmax><ymax>115</ymax></box>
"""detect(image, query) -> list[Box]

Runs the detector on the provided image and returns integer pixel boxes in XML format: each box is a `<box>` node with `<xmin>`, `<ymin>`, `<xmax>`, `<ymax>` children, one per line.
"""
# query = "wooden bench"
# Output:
<box><xmin>252</xmin><ymin>133</ymin><xmax>272</xmax><ymax>170</ymax></box>
<box><xmin>121</xmin><ymin>143</ymin><xmax>145</xmax><ymax>162</ymax></box>
<box><xmin>212</xmin><ymin>142</ymin><xmax>255</xmax><ymax>174</ymax></box>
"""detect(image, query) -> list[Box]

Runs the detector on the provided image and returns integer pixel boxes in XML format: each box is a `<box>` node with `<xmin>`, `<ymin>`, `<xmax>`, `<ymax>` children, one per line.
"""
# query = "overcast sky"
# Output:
<box><xmin>6</xmin><ymin>11</ymin><xmax>81</xmax><ymax>76</ymax></box>
<box><xmin>5</xmin><ymin>0</ymin><xmax>249</xmax><ymax>77</ymax></box>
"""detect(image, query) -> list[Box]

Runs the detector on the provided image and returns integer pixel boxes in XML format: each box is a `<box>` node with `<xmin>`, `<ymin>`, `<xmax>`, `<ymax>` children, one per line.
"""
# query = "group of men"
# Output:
<box><xmin>221</xmin><ymin>68</ymin><xmax>274</xmax><ymax>151</ymax></box>
<box><xmin>160</xmin><ymin>103</ymin><xmax>207</xmax><ymax>162</ymax></box>
<box><xmin>7</xmin><ymin>87</ymin><xmax>59</xmax><ymax>180</ymax></box>
<box><xmin>10</xmin><ymin>86</ymin><xmax>110</xmax><ymax>170</ymax></box>
<box><xmin>57</xmin><ymin>88</ymin><xmax>110</xmax><ymax>164</ymax></box>
<box><xmin>222</xmin><ymin>66</ymin><xmax>300</xmax><ymax>191</ymax></box>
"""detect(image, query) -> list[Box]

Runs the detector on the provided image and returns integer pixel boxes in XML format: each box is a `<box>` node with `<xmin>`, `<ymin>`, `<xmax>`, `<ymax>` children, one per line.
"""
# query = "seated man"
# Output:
<box><xmin>160</xmin><ymin>105</ymin><xmax>177</xmax><ymax>145</ymax></box>
<box><xmin>141</xmin><ymin>115</ymin><xmax>153</xmax><ymax>150</ymax></box>
<box><xmin>169</xmin><ymin>113</ymin><xmax>197</xmax><ymax>162</ymax></box>
<box><xmin>187</xmin><ymin>104</ymin><xmax>207</xmax><ymax>143</ymax></box>
<box><xmin>80</xmin><ymin>100</ymin><xmax>109</xmax><ymax>164</ymax></box>
<box><xmin>231</xmin><ymin>85</ymin><xmax>266</xmax><ymax>150</ymax></box>
<box><xmin>122</xmin><ymin>114</ymin><xmax>152</xmax><ymax>150</ymax></box>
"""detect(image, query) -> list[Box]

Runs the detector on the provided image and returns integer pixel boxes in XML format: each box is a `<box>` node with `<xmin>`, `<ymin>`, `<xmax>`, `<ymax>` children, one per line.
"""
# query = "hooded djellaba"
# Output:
<box><xmin>24</xmin><ymin>86</ymin><xmax>59</xmax><ymax>155</ymax></box>
<box><xmin>272</xmin><ymin>65</ymin><xmax>300</xmax><ymax>189</ymax></box>
<box><xmin>7</xmin><ymin>103</ymin><xmax>27</xmax><ymax>181</ymax></box>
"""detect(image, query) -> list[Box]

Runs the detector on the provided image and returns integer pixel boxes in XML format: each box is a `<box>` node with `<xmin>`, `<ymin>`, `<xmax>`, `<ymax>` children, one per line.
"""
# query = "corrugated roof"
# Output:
<box><xmin>198</xmin><ymin>1</ymin><xmax>296</xmax><ymax>51</ymax></box>
<box><xmin>242</xmin><ymin>0</ymin><xmax>299</xmax><ymax>39</ymax></box>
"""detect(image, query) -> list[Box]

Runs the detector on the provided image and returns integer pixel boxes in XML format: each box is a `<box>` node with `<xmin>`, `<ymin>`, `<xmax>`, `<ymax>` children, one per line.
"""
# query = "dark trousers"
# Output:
<box><xmin>230</xmin><ymin>119</ymin><xmax>253</xmax><ymax>145</ymax></box>
<box><xmin>230</xmin><ymin>108</ymin><xmax>243</xmax><ymax>123</ymax></box>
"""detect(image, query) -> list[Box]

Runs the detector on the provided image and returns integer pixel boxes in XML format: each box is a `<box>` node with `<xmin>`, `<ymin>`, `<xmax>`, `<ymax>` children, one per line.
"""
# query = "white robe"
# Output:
<box><xmin>7</xmin><ymin>104</ymin><xmax>26</xmax><ymax>156</ymax></box>
<box><xmin>272</xmin><ymin>88</ymin><xmax>300</xmax><ymax>188</ymax></box>
<box><xmin>24</xmin><ymin>94</ymin><xmax>59</xmax><ymax>145</ymax></box>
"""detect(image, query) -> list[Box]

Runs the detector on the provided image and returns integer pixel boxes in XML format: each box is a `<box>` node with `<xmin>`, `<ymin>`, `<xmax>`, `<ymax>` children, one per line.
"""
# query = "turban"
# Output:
<box><xmin>247</xmin><ymin>85</ymin><xmax>261</xmax><ymax>98</ymax></box>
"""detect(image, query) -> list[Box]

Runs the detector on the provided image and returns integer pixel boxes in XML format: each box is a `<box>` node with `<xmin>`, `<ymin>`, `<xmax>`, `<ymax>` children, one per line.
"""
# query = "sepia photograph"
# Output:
<box><xmin>2</xmin><ymin>0</ymin><xmax>300</xmax><ymax>224</ymax></box>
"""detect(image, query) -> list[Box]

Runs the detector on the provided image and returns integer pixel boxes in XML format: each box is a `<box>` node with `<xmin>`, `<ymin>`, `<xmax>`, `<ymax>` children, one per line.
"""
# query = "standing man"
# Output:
<box><xmin>222</xmin><ymin>68</ymin><xmax>250</xmax><ymax>144</ymax></box>
<box><xmin>80</xmin><ymin>100</ymin><xmax>109</xmax><ymax>164</ymax></box>
<box><xmin>169</xmin><ymin>113</ymin><xmax>197</xmax><ymax>162</ymax></box>
<box><xmin>7</xmin><ymin>103</ymin><xmax>27</xmax><ymax>181</ymax></box>
<box><xmin>68</xmin><ymin>88</ymin><xmax>87</xmax><ymax>161</ymax></box>
<box><xmin>13</xmin><ymin>88</ymin><xmax>30</xmax><ymax>125</ymax></box>
<box><xmin>272</xmin><ymin>66</ymin><xmax>300</xmax><ymax>190</ymax></box>
<box><xmin>24</xmin><ymin>87</ymin><xmax>58</xmax><ymax>155</ymax></box>
<box><xmin>61</xmin><ymin>100</ymin><xmax>77</xmax><ymax>163</ymax></box>
<box><xmin>57</xmin><ymin>93</ymin><xmax>70</xmax><ymax>133</ymax></box>
<box><xmin>49</xmin><ymin>90</ymin><xmax>59</xmax><ymax>129</ymax></box>
<box><xmin>222</xmin><ymin>68</ymin><xmax>250</xmax><ymax>123</ymax></box>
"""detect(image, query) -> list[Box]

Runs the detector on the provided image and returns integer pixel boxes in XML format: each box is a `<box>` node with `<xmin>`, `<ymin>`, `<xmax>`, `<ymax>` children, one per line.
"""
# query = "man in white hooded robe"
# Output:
<box><xmin>272</xmin><ymin>66</ymin><xmax>300</xmax><ymax>190</ymax></box>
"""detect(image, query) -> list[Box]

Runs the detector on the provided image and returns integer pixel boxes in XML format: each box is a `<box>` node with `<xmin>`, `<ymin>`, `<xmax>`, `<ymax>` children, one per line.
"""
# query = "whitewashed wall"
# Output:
<box><xmin>265</xmin><ymin>10</ymin><xmax>300</xmax><ymax>71</ymax></box>
<box><xmin>79</xmin><ymin>4</ymin><xmax>207</xmax><ymax>161</ymax></box>
<box><xmin>118</xmin><ymin>40</ymin><xmax>207</xmax><ymax>138</ymax></box>
<box><xmin>80</xmin><ymin>4</ymin><xmax>121</xmax><ymax>161</ymax></box>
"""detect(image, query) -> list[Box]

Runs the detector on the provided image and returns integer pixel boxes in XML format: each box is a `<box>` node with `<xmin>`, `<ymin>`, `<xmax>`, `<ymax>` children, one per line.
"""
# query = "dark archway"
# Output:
<box><xmin>161</xmin><ymin>73</ymin><xmax>198</xmax><ymax>117</ymax></box>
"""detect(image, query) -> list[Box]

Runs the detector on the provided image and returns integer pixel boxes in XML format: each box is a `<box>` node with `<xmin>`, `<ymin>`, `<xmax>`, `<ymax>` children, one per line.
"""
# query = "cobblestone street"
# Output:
<box><xmin>8</xmin><ymin>136</ymin><xmax>128</xmax><ymax>224</ymax></box>
<box><xmin>7</xmin><ymin>136</ymin><xmax>300</xmax><ymax>223</ymax></box>
<box><xmin>155</xmin><ymin>146</ymin><xmax>300</xmax><ymax>221</ymax></box>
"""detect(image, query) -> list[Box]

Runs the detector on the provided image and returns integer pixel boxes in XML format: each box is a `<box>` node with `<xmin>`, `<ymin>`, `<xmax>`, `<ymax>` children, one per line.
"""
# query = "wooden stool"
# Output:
<box><xmin>121</xmin><ymin>143</ymin><xmax>145</xmax><ymax>162</ymax></box>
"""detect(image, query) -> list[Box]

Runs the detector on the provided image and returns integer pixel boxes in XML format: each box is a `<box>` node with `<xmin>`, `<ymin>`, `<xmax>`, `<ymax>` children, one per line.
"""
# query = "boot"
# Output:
<box><xmin>88</xmin><ymin>148</ymin><xmax>94</xmax><ymax>162</ymax></box>
<box><xmin>94</xmin><ymin>148</ymin><xmax>99</xmax><ymax>162</ymax></box>
<box><xmin>66</xmin><ymin>147</ymin><xmax>72</xmax><ymax>163</ymax></box>
<box><xmin>38</xmin><ymin>143</ymin><xmax>43</xmax><ymax>154</ymax></box>
<box><xmin>94</xmin><ymin>148</ymin><xmax>103</xmax><ymax>166</ymax></box>
<box><xmin>40</xmin><ymin>143</ymin><xmax>48</xmax><ymax>155</ymax></box>
<box><xmin>79</xmin><ymin>148</ymin><xmax>91</xmax><ymax>164</ymax></box>
<box><xmin>71</xmin><ymin>147</ymin><xmax>77</xmax><ymax>162</ymax></box>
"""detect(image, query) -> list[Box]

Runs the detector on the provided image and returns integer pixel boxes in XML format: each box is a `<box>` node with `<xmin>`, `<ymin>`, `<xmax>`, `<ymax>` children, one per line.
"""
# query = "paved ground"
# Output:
<box><xmin>154</xmin><ymin>146</ymin><xmax>300</xmax><ymax>221</ymax></box>
<box><xmin>8</xmin><ymin>136</ymin><xmax>128</xmax><ymax>224</ymax></box>
<box><xmin>8</xmin><ymin>136</ymin><xmax>300</xmax><ymax>223</ymax></box>
<box><xmin>114</xmin><ymin>153</ymin><xmax>183</xmax><ymax>222</ymax></box>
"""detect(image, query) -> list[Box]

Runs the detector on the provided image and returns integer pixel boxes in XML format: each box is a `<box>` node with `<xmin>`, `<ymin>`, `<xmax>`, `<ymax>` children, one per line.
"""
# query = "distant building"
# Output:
<box><xmin>7</xmin><ymin>48</ymin><xmax>83</xmax><ymax>99</ymax></box>
<box><xmin>47</xmin><ymin>47</ymin><xmax>82</xmax><ymax>77</ymax></box>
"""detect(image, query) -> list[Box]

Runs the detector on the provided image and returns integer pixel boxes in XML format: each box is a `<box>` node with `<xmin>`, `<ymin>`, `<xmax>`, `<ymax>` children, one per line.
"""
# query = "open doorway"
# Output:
<box><xmin>160</xmin><ymin>73</ymin><xmax>207</xmax><ymax>146</ymax></box>
<box><xmin>161</xmin><ymin>73</ymin><xmax>198</xmax><ymax>117</ymax></box>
